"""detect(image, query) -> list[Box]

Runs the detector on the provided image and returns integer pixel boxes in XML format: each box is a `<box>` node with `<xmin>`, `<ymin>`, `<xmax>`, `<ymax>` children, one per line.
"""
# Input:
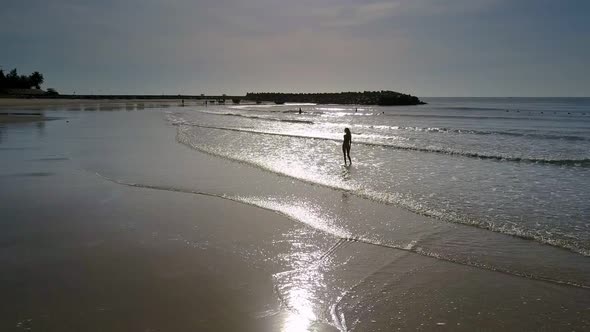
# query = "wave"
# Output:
<box><xmin>433</xmin><ymin>105</ymin><xmax>590</xmax><ymax>114</ymax></box>
<box><xmin>93</xmin><ymin>171</ymin><xmax>590</xmax><ymax>288</ymax></box>
<box><xmin>429</xmin><ymin>105</ymin><xmax>572</xmax><ymax>113</ymax></box>
<box><xmin>281</xmin><ymin>119</ymin><xmax>315</xmax><ymax>124</ymax></box>
<box><xmin>433</xmin><ymin>106</ymin><xmax>510</xmax><ymax>111</ymax></box>
<box><xmin>382</xmin><ymin>113</ymin><xmax>586</xmax><ymax>121</ymax></box>
<box><xmin>228</xmin><ymin>104</ymin><xmax>285</xmax><ymax>109</ymax></box>
<box><xmin>174</xmin><ymin>125</ymin><xmax>590</xmax><ymax>258</ymax></box>
<box><xmin>174</xmin><ymin>122</ymin><xmax>590</xmax><ymax>167</ymax></box>
<box><xmin>359</xmin><ymin>125</ymin><xmax>590</xmax><ymax>141</ymax></box>
<box><xmin>315</xmin><ymin>107</ymin><xmax>348</xmax><ymax>111</ymax></box>
<box><xmin>231</xmin><ymin>108</ymin><xmax>583</xmax><ymax>120</ymax></box>
<box><xmin>197</xmin><ymin>110</ymin><xmax>590</xmax><ymax>141</ymax></box>
<box><xmin>282</xmin><ymin>110</ymin><xmax>324</xmax><ymax>115</ymax></box>
<box><xmin>199</xmin><ymin>111</ymin><xmax>314</xmax><ymax>124</ymax></box>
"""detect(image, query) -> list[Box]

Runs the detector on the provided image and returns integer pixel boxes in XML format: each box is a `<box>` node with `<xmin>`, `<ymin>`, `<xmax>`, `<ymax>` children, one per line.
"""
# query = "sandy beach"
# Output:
<box><xmin>1</xmin><ymin>102</ymin><xmax>589</xmax><ymax>331</ymax></box>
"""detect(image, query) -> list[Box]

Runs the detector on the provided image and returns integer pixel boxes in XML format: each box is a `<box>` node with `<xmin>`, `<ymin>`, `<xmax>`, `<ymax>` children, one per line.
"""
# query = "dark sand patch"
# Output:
<box><xmin>3</xmin><ymin>172</ymin><xmax>55</xmax><ymax>177</ymax></box>
<box><xmin>32</xmin><ymin>157</ymin><xmax>70</xmax><ymax>161</ymax></box>
<box><xmin>0</xmin><ymin>147</ymin><xmax>40</xmax><ymax>151</ymax></box>
<box><xmin>0</xmin><ymin>113</ymin><xmax>46</xmax><ymax>123</ymax></box>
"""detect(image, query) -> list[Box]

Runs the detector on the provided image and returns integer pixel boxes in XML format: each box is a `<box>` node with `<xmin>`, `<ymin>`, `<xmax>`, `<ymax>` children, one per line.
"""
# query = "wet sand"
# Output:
<box><xmin>0</xmin><ymin>104</ymin><xmax>589</xmax><ymax>331</ymax></box>
<box><xmin>0</xmin><ymin>170</ymin><xmax>320</xmax><ymax>331</ymax></box>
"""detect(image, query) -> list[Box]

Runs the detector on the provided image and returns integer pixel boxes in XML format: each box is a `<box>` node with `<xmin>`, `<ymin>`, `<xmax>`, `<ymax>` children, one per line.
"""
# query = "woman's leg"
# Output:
<box><xmin>347</xmin><ymin>146</ymin><xmax>351</xmax><ymax>164</ymax></box>
<box><xmin>342</xmin><ymin>145</ymin><xmax>346</xmax><ymax>165</ymax></box>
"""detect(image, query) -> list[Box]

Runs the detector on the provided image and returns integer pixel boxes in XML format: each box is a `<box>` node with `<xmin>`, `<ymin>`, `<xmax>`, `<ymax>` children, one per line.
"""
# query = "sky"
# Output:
<box><xmin>1</xmin><ymin>0</ymin><xmax>589</xmax><ymax>96</ymax></box>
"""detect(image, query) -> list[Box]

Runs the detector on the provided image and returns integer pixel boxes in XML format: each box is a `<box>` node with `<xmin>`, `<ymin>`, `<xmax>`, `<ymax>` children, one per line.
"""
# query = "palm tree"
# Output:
<box><xmin>29</xmin><ymin>71</ymin><xmax>44</xmax><ymax>89</ymax></box>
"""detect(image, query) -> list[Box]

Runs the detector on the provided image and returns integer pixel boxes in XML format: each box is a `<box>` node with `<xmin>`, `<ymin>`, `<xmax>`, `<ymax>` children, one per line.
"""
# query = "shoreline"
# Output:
<box><xmin>0</xmin><ymin>98</ymin><xmax>193</xmax><ymax>109</ymax></box>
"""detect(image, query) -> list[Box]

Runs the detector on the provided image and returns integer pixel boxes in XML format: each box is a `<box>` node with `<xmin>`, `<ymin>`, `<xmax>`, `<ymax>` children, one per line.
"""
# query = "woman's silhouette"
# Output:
<box><xmin>343</xmin><ymin>128</ymin><xmax>352</xmax><ymax>165</ymax></box>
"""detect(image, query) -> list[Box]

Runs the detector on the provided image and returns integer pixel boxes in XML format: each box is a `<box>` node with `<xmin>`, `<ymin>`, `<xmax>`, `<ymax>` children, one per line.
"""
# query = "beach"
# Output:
<box><xmin>1</xmin><ymin>100</ymin><xmax>589</xmax><ymax>331</ymax></box>
<box><xmin>0</xmin><ymin>98</ymin><xmax>196</xmax><ymax>110</ymax></box>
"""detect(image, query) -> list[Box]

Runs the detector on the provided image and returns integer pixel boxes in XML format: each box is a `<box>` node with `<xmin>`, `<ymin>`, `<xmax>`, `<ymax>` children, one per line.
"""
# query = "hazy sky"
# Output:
<box><xmin>2</xmin><ymin>0</ymin><xmax>589</xmax><ymax>96</ymax></box>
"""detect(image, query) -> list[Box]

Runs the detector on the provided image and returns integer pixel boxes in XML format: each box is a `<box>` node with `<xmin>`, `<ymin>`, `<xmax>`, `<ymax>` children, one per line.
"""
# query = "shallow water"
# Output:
<box><xmin>171</xmin><ymin>98</ymin><xmax>590</xmax><ymax>256</ymax></box>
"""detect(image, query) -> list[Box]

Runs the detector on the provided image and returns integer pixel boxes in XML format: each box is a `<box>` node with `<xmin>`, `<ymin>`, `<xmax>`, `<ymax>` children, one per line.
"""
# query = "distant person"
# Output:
<box><xmin>343</xmin><ymin>128</ymin><xmax>352</xmax><ymax>166</ymax></box>
<box><xmin>299</xmin><ymin>107</ymin><xmax>302</xmax><ymax>114</ymax></box>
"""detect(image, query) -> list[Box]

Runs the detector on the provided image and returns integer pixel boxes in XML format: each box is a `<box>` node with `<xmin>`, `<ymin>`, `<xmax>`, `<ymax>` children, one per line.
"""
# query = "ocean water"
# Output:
<box><xmin>169</xmin><ymin>98</ymin><xmax>590</xmax><ymax>258</ymax></box>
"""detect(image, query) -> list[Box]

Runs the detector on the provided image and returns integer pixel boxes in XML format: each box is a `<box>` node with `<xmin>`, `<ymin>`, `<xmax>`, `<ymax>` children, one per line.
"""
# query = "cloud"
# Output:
<box><xmin>2</xmin><ymin>0</ymin><xmax>587</xmax><ymax>96</ymax></box>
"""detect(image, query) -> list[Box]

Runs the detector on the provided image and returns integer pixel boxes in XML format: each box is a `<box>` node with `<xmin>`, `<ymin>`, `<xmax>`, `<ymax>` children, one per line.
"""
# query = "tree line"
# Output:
<box><xmin>0</xmin><ymin>68</ymin><xmax>44</xmax><ymax>90</ymax></box>
<box><xmin>245</xmin><ymin>91</ymin><xmax>425</xmax><ymax>106</ymax></box>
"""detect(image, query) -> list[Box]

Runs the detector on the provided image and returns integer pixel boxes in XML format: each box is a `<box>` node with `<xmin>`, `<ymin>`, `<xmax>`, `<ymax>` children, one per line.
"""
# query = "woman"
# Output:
<box><xmin>343</xmin><ymin>128</ymin><xmax>352</xmax><ymax>165</ymax></box>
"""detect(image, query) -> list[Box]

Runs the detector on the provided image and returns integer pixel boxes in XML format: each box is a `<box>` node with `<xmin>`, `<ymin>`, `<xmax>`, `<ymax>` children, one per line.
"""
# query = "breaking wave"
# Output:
<box><xmin>172</xmin><ymin>122</ymin><xmax>590</xmax><ymax>167</ymax></box>
<box><xmin>199</xmin><ymin>111</ymin><xmax>314</xmax><ymax>124</ymax></box>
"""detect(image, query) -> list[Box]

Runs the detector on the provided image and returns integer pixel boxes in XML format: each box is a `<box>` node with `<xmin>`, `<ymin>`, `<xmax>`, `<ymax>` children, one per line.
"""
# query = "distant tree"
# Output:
<box><xmin>6</xmin><ymin>69</ymin><xmax>29</xmax><ymax>89</ymax></box>
<box><xmin>0</xmin><ymin>69</ymin><xmax>5</xmax><ymax>89</ymax></box>
<box><xmin>6</xmin><ymin>69</ymin><xmax>18</xmax><ymax>83</ymax></box>
<box><xmin>0</xmin><ymin>68</ymin><xmax>46</xmax><ymax>90</ymax></box>
<box><xmin>18</xmin><ymin>73</ymin><xmax>30</xmax><ymax>89</ymax></box>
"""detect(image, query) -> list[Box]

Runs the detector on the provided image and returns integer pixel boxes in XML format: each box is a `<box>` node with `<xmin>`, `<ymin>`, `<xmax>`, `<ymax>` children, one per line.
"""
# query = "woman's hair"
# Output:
<box><xmin>344</xmin><ymin>128</ymin><xmax>351</xmax><ymax>135</ymax></box>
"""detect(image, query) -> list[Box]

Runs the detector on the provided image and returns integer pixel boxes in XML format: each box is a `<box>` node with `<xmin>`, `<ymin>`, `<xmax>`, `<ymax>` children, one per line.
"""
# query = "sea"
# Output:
<box><xmin>166</xmin><ymin>97</ymin><xmax>590</xmax><ymax>287</ymax></box>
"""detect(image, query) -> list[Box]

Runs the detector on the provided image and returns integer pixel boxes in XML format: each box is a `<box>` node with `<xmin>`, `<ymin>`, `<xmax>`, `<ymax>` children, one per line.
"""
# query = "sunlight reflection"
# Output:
<box><xmin>277</xmin><ymin>264</ymin><xmax>326</xmax><ymax>332</ymax></box>
<box><xmin>282</xmin><ymin>288</ymin><xmax>317</xmax><ymax>332</ymax></box>
<box><xmin>229</xmin><ymin>196</ymin><xmax>343</xmax><ymax>331</ymax></box>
